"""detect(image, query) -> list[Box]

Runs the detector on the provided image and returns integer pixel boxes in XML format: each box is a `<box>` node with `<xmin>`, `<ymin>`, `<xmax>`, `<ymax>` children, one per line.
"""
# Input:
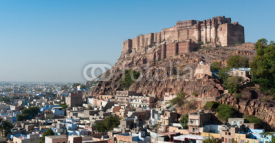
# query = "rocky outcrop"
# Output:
<box><xmin>218</xmin><ymin>93</ymin><xmax>275</xmax><ymax>129</ymax></box>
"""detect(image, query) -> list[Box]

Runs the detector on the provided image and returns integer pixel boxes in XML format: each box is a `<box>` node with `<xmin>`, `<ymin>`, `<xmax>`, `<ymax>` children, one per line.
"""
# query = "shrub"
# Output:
<box><xmin>169</xmin><ymin>92</ymin><xmax>186</xmax><ymax>106</ymax></box>
<box><xmin>179</xmin><ymin>114</ymin><xmax>188</xmax><ymax>129</ymax></box>
<box><xmin>211</xmin><ymin>62</ymin><xmax>222</xmax><ymax>72</ymax></box>
<box><xmin>216</xmin><ymin>104</ymin><xmax>236</xmax><ymax>122</ymax></box>
<box><xmin>227</xmin><ymin>55</ymin><xmax>249</xmax><ymax>68</ymax></box>
<box><xmin>234</xmin><ymin>93</ymin><xmax>242</xmax><ymax>99</ymax></box>
<box><xmin>121</xmin><ymin>69</ymin><xmax>140</xmax><ymax>89</ymax></box>
<box><xmin>95</xmin><ymin>115</ymin><xmax>120</xmax><ymax>133</ymax></box>
<box><xmin>261</xmin><ymin>97</ymin><xmax>270</xmax><ymax>103</ymax></box>
<box><xmin>226</xmin><ymin>76</ymin><xmax>241</xmax><ymax>94</ymax></box>
<box><xmin>204</xmin><ymin>101</ymin><xmax>219</xmax><ymax>110</ymax></box>
<box><xmin>245</xmin><ymin>115</ymin><xmax>262</xmax><ymax>125</ymax></box>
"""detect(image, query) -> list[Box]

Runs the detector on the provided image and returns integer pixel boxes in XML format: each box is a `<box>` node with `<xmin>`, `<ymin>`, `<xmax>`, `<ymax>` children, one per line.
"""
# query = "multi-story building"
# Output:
<box><xmin>188</xmin><ymin>110</ymin><xmax>211</xmax><ymax>135</ymax></box>
<box><xmin>65</xmin><ymin>91</ymin><xmax>83</xmax><ymax>108</ymax></box>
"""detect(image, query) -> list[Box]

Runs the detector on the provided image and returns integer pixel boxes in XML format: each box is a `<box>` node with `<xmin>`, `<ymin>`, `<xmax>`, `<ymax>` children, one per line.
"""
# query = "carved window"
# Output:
<box><xmin>220</xmin><ymin>28</ymin><xmax>222</xmax><ymax>31</ymax></box>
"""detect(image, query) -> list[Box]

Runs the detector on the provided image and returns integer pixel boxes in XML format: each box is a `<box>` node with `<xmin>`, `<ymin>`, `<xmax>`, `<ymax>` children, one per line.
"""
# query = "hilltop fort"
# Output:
<box><xmin>122</xmin><ymin>16</ymin><xmax>244</xmax><ymax>62</ymax></box>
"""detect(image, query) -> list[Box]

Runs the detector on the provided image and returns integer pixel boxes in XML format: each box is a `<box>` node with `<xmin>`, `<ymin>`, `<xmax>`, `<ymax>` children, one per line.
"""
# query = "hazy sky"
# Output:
<box><xmin>0</xmin><ymin>0</ymin><xmax>274</xmax><ymax>82</ymax></box>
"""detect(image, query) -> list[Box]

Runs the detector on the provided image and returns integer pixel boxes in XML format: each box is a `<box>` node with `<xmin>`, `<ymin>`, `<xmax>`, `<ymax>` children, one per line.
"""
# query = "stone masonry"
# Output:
<box><xmin>122</xmin><ymin>16</ymin><xmax>245</xmax><ymax>58</ymax></box>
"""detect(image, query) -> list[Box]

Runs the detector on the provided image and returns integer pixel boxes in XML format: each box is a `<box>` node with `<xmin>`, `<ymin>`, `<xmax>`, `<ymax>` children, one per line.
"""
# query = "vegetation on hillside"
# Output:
<box><xmin>244</xmin><ymin>114</ymin><xmax>262</xmax><ymax>125</ymax></box>
<box><xmin>120</xmin><ymin>69</ymin><xmax>140</xmax><ymax>89</ymax></box>
<box><xmin>216</xmin><ymin>104</ymin><xmax>236</xmax><ymax>122</ymax></box>
<box><xmin>179</xmin><ymin>114</ymin><xmax>188</xmax><ymax>129</ymax></box>
<box><xmin>227</xmin><ymin>55</ymin><xmax>249</xmax><ymax>68</ymax></box>
<box><xmin>226</xmin><ymin>76</ymin><xmax>241</xmax><ymax>94</ymax></box>
<box><xmin>169</xmin><ymin>92</ymin><xmax>186</xmax><ymax>106</ymax></box>
<box><xmin>204</xmin><ymin>101</ymin><xmax>219</xmax><ymax>110</ymax></box>
<box><xmin>250</xmin><ymin>39</ymin><xmax>275</xmax><ymax>94</ymax></box>
<box><xmin>210</xmin><ymin>61</ymin><xmax>222</xmax><ymax>71</ymax></box>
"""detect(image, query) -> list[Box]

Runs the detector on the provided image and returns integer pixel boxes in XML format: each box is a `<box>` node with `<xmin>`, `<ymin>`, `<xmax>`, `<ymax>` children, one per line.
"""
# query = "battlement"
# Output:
<box><xmin>122</xmin><ymin>16</ymin><xmax>244</xmax><ymax>56</ymax></box>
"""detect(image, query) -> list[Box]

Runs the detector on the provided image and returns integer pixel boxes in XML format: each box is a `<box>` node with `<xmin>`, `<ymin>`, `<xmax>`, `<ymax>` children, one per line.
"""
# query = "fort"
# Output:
<box><xmin>122</xmin><ymin>16</ymin><xmax>244</xmax><ymax>59</ymax></box>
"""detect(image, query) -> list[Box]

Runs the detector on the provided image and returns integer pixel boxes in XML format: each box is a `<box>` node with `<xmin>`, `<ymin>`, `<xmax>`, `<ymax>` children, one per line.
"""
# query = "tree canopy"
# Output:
<box><xmin>226</xmin><ymin>76</ymin><xmax>241</xmax><ymax>94</ymax></box>
<box><xmin>216</xmin><ymin>104</ymin><xmax>236</xmax><ymax>122</ymax></box>
<box><xmin>179</xmin><ymin>114</ymin><xmax>188</xmax><ymax>129</ymax></box>
<box><xmin>227</xmin><ymin>55</ymin><xmax>249</xmax><ymax>68</ymax></box>
<box><xmin>169</xmin><ymin>92</ymin><xmax>186</xmax><ymax>106</ymax></box>
<box><xmin>39</xmin><ymin>128</ymin><xmax>55</xmax><ymax>143</ymax></box>
<box><xmin>0</xmin><ymin>119</ymin><xmax>13</xmax><ymax>138</ymax></box>
<box><xmin>0</xmin><ymin>96</ymin><xmax>10</xmax><ymax>102</ymax></box>
<box><xmin>17</xmin><ymin>106</ymin><xmax>40</xmax><ymax>121</ymax></box>
<box><xmin>250</xmin><ymin>39</ymin><xmax>275</xmax><ymax>93</ymax></box>
<box><xmin>120</xmin><ymin>69</ymin><xmax>140</xmax><ymax>89</ymax></box>
<box><xmin>95</xmin><ymin>115</ymin><xmax>120</xmax><ymax>133</ymax></box>
<box><xmin>211</xmin><ymin>62</ymin><xmax>222</xmax><ymax>71</ymax></box>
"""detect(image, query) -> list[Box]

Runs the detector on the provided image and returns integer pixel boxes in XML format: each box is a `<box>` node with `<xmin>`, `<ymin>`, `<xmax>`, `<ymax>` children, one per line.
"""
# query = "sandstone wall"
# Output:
<box><xmin>166</xmin><ymin>43</ymin><xmax>178</xmax><ymax>58</ymax></box>
<box><xmin>122</xmin><ymin>16</ymin><xmax>244</xmax><ymax>56</ymax></box>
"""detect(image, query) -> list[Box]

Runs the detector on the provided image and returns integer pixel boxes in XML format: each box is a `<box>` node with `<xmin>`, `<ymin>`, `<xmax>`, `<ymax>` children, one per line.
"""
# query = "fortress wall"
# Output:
<box><xmin>178</xmin><ymin>29</ymin><xmax>189</xmax><ymax>42</ymax></box>
<box><xmin>132</xmin><ymin>36</ymin><xmax>140</xmax><ymax>51</ymax></box>
<box><xmin>147</xmin><ymin>52</ymin><xmax>155</xmax><ymax>62</ymax></box>
<box><xmin>178</xmin><ymin>42</ymin><xmax>190</xmax><ymax>54</ymax></box>
<box><xmin>189</xmin><ymin>26</ymin><xmax>200</xmax><ymax>43</ymax></box>
<box><xmin>122</xmin><ymin>16</ymin><xmax>244</xmax><ymax>54</ymax></box>
<box><xmin>227</xmin><ymin>23</ymin><xmax>245</xmax><ymax>46</ymax></box>
<box><xmin>139</xmin><ymin>35</ymin><xmax>145</xmax><ymax>50</ymax></box>
<box><xmin>166</xmin><ymin>43</ymin><xmax>178</xmax><ymax>57</ymax></box>
<box><xmin>163</xmin><ymin>30</ymin><xmax>178</xmax><ymax>43</ymax></box>
<box><xmin>154</xmin><ymin>32</ymin><xmax>161</xmax><ymax>43</ymax></box>
<box><xmin>161</xmin><ymin>44</ymin><xmax>166</xmax><ymax>59</ymax></box>
<box><xmin>210</xmin><ymin>24</ymin><xmax>217</xmax><ymax>43</ymax></box>
<box><xmin>206</xmin><ymin>20</ymin><xmax>212</xmax><ymax>43</ymax></box>
<box><xmin>123</xmin><ymin>39</ymin><xmax>132</xmax><ymax>53</ymax></box>
<box><xmin>144</xmin><ymin>33</ymin><xmax>154</xmax><ymax>47</ymax></box>
<box><xmin>217</xmin><ymin>24</ymin><xmax>228</xmax><ymax>47</ymax></box>
<box><xmin>200</xmin><ymin>22</ymin><xmax>207</xmax><ymax>44</ymax></box>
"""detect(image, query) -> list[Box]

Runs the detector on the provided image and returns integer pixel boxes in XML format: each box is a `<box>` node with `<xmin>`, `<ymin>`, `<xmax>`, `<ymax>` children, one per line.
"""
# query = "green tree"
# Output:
<box><xmin>244</xmin><ymin>115</ymin><xmax>262</xmax><ymax>126</ymax></box>
<box><xmin>169</xmin><ymin>92</ymin><xmax>186</xmax><ymax>106</ymax></box>
<box><xmin>270</xmin><ymin>136</ymin><xmax>275</xmax><ymax>143</ymax></box>
<box><xmin>39</xmin><ymin>128</ymin><xmax>55</xmax><ymax>143</ymax></box>
<box><xmin>250</xmin><ymin>39</ymin><xmax>275</xmax><ymax>93</ymax></box>
<box><xmin>80</xmin><ymin>85</ymin><xmax>87</xmax><ymax>89</ymax></box>
<box><xmin>95</xmin><ymin>115</ymin><xmax>120</xmax><ymax>133</ymax></box>
<box><xmin>72</xmin><ymin>83</ymin><xmax>81</xmax><ymax>89</ymax></box>
<box><xmin>227</xmin><ymin>55</ymin><xmax>249</xmax><ymax>68</ymax></box>
<box><xmin>203</xmin><ymin>136</ymin><xmax>219</xmax><ymax>143</ymax></box>
<box><xmin>211</xmin><ymin>61</ymin><xmax>222</xmax><ymax>71</ymax></box>
<box><xmin>59</xmin><ymin>104</ymin><xmax>68</xmax><ymax>109</ymax></box>
<box><xmin>0</xmin><ymin>96</ymin><xmax>10</xmax><ymax>102</ymax></box>
<box><xmin>0</xmin><ymin>119</ymin><xmax>13</xmax><ymax>138</ymax></box>
<box><xmin>204</xmin><ymin>101</ymin><xmax>219</xmax><ymax>110</ymax></box>
<box><xmin>121</xmin><ymin>69</ymin><xmax>140</xmax><ymax>89</ymax></box>
<box><xmin>216</xmin><ymin>104</ymin><xmax>236</xmax><ymax>122</ymax></box>
<box><xmin>179</xmin><ymin>114</ymin><xmax>188</xmax><ymax>129</ymax></box>
<box><xmin>17</xmin><ymin>107</ymin><xmax>40</xmax><ymax>121</ymax></box>
<box><xmin>226</xmin><ymin>76</ymin><xmax>241</xmax><ymax>94</ymax></box>
<box><xmin>217</xmin><ymin>68</ymin><xmax>229</xmax><ymax>84</ymax></box>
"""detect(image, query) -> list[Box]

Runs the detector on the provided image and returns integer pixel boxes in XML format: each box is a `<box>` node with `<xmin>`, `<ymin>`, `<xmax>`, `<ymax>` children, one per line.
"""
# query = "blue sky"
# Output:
<box><xmin>0</xmin><ymin>0</ymin><xmax>274</xmax><ymax>82</ymax></box>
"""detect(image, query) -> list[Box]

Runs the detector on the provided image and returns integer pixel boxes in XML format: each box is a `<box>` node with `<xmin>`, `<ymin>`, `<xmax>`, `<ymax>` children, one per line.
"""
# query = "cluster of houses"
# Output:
<box><xmin>0</xmin><ymin>87</ymin><xmax>273</xmax><ymax>143</ymax></box>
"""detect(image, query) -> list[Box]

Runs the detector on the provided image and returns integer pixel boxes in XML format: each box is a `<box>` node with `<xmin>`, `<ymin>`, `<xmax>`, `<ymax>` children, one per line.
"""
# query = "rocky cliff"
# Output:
<box><xmin>89</xmin><ymin>17</ymin><xmax>275</xmax><ymax>128</ymax></box>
